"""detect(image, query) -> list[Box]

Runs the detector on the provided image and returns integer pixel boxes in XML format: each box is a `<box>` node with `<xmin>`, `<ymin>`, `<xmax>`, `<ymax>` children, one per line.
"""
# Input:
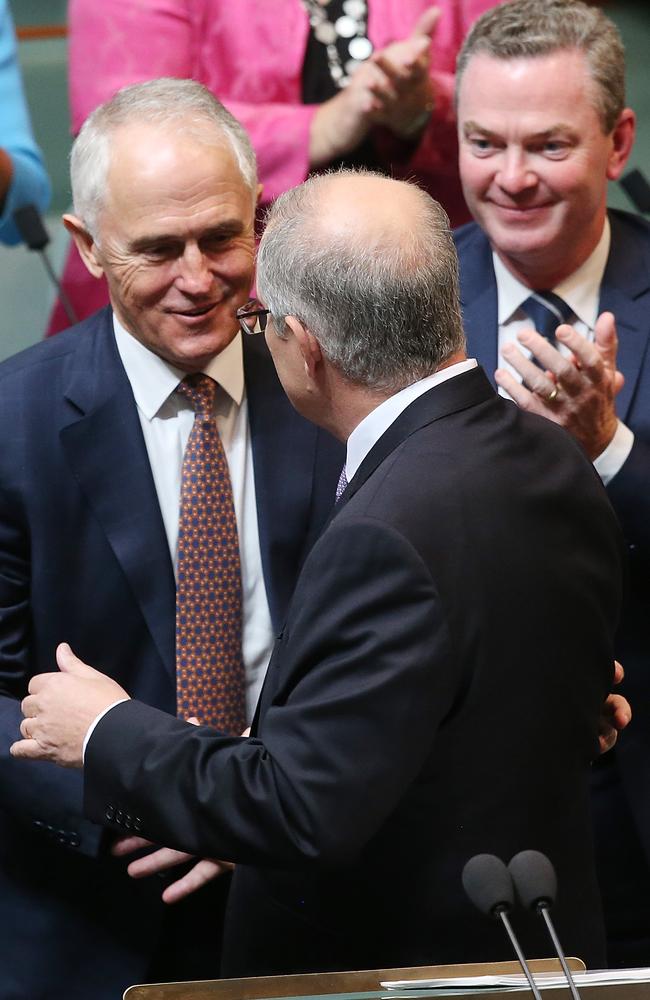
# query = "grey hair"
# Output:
<box><xmin>256</xmin><ymin>170</ymin><xmax>466</xmax><ymax>393</ymax></box>
<box><xmin>455</xmin><ymin>0</ymin><xmax>626</xmax><ymax>134</ymax></box>
<box><xmin>70</xmin><ymin>77</ymin><xmax>258</xmax><ymax>236</ymax></box>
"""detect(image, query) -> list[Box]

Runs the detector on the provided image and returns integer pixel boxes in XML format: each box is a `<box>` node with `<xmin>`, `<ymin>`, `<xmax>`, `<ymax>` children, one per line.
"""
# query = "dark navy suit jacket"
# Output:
<box><xmin>456</xmin><ymin>211</ymin><xmax>650</xmax><ymax>962</ymax></box>
<box><xmin>0</xmin><ymin>307</ymin><xmax>343</xmax><ymax>999</ymax></box>
<box><xmin>85</xmin><ymin>368</ymin><xmax>622</xmax><ymax>976</ymax></box>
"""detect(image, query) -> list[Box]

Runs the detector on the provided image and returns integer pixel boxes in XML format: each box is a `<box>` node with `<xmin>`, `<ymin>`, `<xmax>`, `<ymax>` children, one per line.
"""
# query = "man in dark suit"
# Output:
<box><xmin>0</xmin><ymin>79</ymin><xmax>341</xmax><ymax>999</ymax></box>
<box><xmin>13</xmin><ymin>171</ymin><xmax>624</xmax><ymax>976</ymax></box>
<box><xmin>452</xmin><ymin>0</ymin><xmax>650</xmax><ymax>966</ymax></box>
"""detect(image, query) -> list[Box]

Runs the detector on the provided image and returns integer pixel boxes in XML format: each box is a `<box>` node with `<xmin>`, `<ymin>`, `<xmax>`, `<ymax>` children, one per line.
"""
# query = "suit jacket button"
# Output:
<box><xmin>115</xmin><ymin>809</ymin><xmax>125</xmax><ymax>826</ymax></box>
<box><xmin>105</xmin><ymin>806</ymin><xmax>115</xmax><ymax>821</ymax></box>
<box><xmin>69</xmin><ymin>832</ymin><xmax>81</xmax><ymax>848</ymax></box>
<box><xmin>134</xmin><ymin>817</ymin><xmax>143</xmax><ymax>832</ymax></box>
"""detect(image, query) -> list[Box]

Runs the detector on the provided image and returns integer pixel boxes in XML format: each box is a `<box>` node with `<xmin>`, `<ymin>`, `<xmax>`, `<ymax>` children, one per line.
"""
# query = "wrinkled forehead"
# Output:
<box><xmin>99</xmin><ymin>123</ymin><xmax>254</xmax><ymax>231</ymax></box>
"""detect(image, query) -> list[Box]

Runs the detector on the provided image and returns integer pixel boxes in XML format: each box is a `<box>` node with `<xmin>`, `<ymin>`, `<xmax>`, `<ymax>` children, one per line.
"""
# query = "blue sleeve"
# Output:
<box><xmin>0</xmin><ymin>0</ymin><xmax>51</xmax><ymax>245</ymax></box>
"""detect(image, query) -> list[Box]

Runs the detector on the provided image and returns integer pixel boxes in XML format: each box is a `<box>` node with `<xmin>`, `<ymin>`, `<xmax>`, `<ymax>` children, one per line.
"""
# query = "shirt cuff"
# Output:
<box><xmin>593</xmin><ymin>420</ymin><xmax>634</xmax><ymax>486</ymax></box>
<box><xmin>82</xmin><ymin>699</ymin><xmax>130</xmax><ymax>763</ymax></box>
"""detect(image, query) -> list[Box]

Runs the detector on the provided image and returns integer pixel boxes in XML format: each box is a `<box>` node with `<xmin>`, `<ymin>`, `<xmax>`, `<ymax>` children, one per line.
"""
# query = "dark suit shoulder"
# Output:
<box><xmin>609</xmin><ymin>207</ymin><xmax>650</xmax><ymax>242</ymax></box>
<box><xmin>453</xmin><ymin>220</ymin><xmax>488</xmax><ymax>255</ymax></box>
<box><xmin>0</xmin><ymin>307</ymin><xmax>111</xmax><ymax>385</ymax></box>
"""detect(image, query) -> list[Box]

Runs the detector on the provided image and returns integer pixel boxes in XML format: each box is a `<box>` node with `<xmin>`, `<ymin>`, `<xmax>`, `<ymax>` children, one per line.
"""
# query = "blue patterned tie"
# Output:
<box><xmin>521</xmin><ymin>291</ymin><xmax>574</xmax><ymax>347</ymax></box>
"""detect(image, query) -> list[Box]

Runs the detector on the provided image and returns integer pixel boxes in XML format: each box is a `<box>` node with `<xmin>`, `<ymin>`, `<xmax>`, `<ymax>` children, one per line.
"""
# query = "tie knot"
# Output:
<box><xmin>521</xmin><ymin>291</ymin><xmax>574</xmax><ymax>343</ymax></box>
<box><xmin>177</xmin><ymin>374</ymin><xmax>217</xmax><ymax>417</ymax></box>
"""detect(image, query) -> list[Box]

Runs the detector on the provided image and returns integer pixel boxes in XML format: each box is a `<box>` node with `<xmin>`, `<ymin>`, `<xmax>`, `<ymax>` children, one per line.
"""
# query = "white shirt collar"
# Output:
<box><xmin>345</xmin><ymin>358</ymin><xmax>477</xmax><ymax>482</ymax></box>
<box><xmin>113</xmin><ymin>313</ymin><xmax>245</xmax><ymax>419</ymax></box>
<box><xmin>494</xmin><ymin>218</ymin><xmax>611</xmax><ymax>332</ymax></box>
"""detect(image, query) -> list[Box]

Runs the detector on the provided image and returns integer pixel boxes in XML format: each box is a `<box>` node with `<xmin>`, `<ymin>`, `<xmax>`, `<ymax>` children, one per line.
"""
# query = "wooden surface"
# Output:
<box><xmin>124</xmin><ymin>958</ymin><xmax>586</xmax><ymax>1000</ymax></box>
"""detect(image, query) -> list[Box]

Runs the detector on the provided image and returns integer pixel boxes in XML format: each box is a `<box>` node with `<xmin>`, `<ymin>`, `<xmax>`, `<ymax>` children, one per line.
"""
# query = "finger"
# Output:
<box><xmin>162</xmin><ymin>860</ymin><xmax>231</xmax><ymax>905</ymax></box>
<box><xmin>499</xmin><ymin>346</ymin><xmax>562</xmax><ymax>401</ymax></box>
<box><xmin>127</xmin><ymin>847</ymin><xmax>193</xmax><ymax>879</ymax></box>
<box><xmin>19</xmin><ymin>716</ymin><xmax>34</xmax><ymax>740</ymax></box>
<box><xmin>10</xmin><ymin>737</ymin><xmax>47</xmax><ymax>760</ymax></box>
<box><xmin>411</xmin><ymin>5</ymin><xmax>441</xmax><ymax>39</ymax></box>
<box><xmin>364</xmin><ymin>63</ymin><xmax>400</xmax><ymax>102</ymax></box>
<box><xmin>555</xmin><ymin>326</ymin><xmax>609</xmax><ymax>385</ymax></box>
<box><xmin>111</xmin><ymin>835</ymin><xmax>153</xmax><ymax>857</ymax></box>
<box><xmin>611</xmin><ymin>694</ymin><xmax>632</xmax><ymax>730</ymax></box>
<box><xmin>513</xmin><ymin>330</ymin><xmax>582</xmax><ymax>393</ymax></box>
<box><xmin>593</xmin><ymin>311</ymin><xmax>618</xmax><ymax>370</ymax></box>
<box><xmin>494</xmin><ymin>368</ymin><xmax>544</xmax><ymax>412</ymax></box>
<box><xmin>598</xmin><ymin>727</ymin><xmax>617</xmax><ymax>755</ymax></box>
<box><xmin>613</xmin><ymin>660</ymin><xmax>624</xmax><ymax>685</ymax></box>
<box><xmin>56</xmin><ymin>642</ymin><xmax>96</xmax><ymax>676</ymax></box>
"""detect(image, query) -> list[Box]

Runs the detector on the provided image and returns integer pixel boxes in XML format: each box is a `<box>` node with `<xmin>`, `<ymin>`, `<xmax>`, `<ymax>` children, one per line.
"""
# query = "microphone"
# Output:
<box><xmin>508</xmin><ymin>850</ymin><xmax>582</xmax><ymax>1000</ymax></box>
<box><xmin>462</xmin><ymin>854</ymin><xmax>543</xmax><ymax>1000</ymax></box>
<box><xmin>12</xmin><ymin>204</ymin><xmax>78</xmax><ymax>326</ymax></box>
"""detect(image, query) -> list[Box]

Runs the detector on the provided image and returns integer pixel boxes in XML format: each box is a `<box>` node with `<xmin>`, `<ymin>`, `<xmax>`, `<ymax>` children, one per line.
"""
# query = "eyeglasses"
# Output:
<box><xmin>236</xmin><ymin>299</ymin><xmax>271</xmax><ymax>336</ymax></box>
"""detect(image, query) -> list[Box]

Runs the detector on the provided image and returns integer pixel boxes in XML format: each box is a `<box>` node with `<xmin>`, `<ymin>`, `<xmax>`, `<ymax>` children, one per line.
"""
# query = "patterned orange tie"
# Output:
<box><xmin>175</xmin><ymin>374</ymin><xmax>246</xmax><ymax>734</ymax></box>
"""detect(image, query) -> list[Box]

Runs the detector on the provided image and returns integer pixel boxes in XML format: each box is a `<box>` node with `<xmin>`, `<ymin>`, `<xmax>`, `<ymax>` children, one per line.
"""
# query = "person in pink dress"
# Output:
<box><xmin>48</xmin><ymin>0</ymin><xmax>496</xmax><ymax>333</ymax></box>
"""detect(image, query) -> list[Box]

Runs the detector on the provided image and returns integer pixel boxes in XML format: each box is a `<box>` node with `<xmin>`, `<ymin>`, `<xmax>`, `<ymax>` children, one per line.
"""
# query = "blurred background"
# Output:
<box><xmin>1</xmin><ymin>0</ymin><xmax>648</xmax><ymax>361</ymax></box>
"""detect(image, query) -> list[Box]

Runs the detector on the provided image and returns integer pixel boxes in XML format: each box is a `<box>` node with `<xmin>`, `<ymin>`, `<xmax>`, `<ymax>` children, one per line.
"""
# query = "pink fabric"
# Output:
<box><xmin>49</xmin><ymin>0</ymin><xmax>495</xmax><ymax>334</ymax></box>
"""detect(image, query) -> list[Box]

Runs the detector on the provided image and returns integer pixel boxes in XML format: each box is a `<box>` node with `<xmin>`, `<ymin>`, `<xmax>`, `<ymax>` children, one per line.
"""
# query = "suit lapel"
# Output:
<box><xmin>59</xmin><ymin>310</ymin><xmax>176</xmax><ymax>676</ymax></box>
<box><xmin>243</xmin><ymin>335</ymin><xmax>321</xmax><ymax>632</ymax></box>
<box><xmin>599</xmin><ymin>211</ymin><xmax>650</xmax><ymax>421</ymax></box>
<box><xmin>456</xmin><ymin>224</ymin><xmax>499</xmax><ymax>383</ymax></box>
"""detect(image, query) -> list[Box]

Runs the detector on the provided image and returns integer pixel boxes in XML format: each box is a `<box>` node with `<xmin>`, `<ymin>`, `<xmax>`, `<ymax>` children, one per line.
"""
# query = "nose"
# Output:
<box><xmin>176</xmin><ymin>243</ymin><xmax>213</xmax><ymax>295</ymax></box>
<box><xmin>495</xmin><ymin>148</ymin><xmax>537</xmax><ymax>196</ymax></box>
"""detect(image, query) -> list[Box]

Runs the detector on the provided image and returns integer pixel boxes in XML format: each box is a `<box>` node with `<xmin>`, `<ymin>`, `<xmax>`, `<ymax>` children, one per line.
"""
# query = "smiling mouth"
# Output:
<box><xmin>172</xmin><ymin>303</ymin><xmax>218</xmax><ymax>318</ymax></box>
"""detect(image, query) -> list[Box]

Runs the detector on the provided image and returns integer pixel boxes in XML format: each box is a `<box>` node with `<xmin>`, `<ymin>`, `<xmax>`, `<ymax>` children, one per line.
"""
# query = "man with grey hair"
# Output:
<box><xmin>452</xmin><ymin>0</ymin><xmax>650</xmax><ymax>967</ymax></box>
<box><xmin>0</xmin><ymin>78</ymin><xmax>341</xmax><ymax>999</ymax></box>
<box><xmin>13</xmin><ymin>171</ymin><xmax>623</xmax><ymax>975</ymax></box>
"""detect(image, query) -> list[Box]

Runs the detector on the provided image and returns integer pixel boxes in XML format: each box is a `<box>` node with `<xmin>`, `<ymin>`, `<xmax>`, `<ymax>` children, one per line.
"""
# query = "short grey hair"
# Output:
<box><xmin>257</xmin><ymin>170</ymin><xmax>466</xmax><ymax>393</ymax></box>
<box><xmin>456</xmin><ymin>0</ymin><xmax>626</xmax><ymax>134</ymax></box>
<box><xmin>70</xmin><ymin>77</ymin><xmax>258</xmax><ymax>236</ymax></box>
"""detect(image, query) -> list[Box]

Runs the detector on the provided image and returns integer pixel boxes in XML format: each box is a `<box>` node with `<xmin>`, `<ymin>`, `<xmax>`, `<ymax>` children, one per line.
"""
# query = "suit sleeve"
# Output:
<box><xmin>85</xmin><ymin>517</ymin><xmax>462</xmax><ymax>867</ymax></box>
<box><xmin>0</xmin><ymin>475</ymin><xmax>103</xmax><ymax>856</ymax></box>
<box><xmin>607</xmin><ymin>435</ymin><xmax>650</xmax><ymax>558</ymax></box>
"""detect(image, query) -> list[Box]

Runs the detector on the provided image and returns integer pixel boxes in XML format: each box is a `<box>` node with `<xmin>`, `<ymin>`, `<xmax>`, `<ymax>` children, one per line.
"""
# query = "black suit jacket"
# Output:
<box><xmin>0</xmin><ymin>307</ymin><xmax>343</xmax><ymax>999</ymax></box>
<box><xmin>455</xmin><ymin>213</ymin><xmax>650</xmax><ymax>960</ymax></box>
<box><xmin>85</xmin><ymin>368</ymin><xmax>623</xmax><ymax>975</ymax></box>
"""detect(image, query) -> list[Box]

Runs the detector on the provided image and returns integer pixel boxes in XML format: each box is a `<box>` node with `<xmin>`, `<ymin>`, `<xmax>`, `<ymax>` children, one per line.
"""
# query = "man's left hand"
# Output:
<box><xmin>10</xmin><ymin>643</ymin><xmax>129</xmax><ymax>768</ymax></box>
<box><xmin>496</xmin><ymin>311</ymin><xmax>624</xmax><ymax>460</ymax></box>
<box><xmin>113</xmin><ymin>835</ymin><xmax>234</xmax><ymax>904</ymax></box>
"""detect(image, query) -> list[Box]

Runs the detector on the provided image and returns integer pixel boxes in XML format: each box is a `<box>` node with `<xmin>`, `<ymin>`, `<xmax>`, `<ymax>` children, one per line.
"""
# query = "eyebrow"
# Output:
<box><xmin>130</xmin><ymin>219</ymin><xmax>246</xmax><ymax>252</ymax></box>
<box><xmin>462</xmin><ymin>120</ymin><xmax>577</xmax><ymax>140</ymax></box>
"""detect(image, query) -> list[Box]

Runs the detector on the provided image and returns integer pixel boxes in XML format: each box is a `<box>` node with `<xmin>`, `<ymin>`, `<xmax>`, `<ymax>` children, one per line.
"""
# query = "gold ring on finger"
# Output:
<box><xmin>547</xmin><ymin>385</ymin><xmax>560</xmax><ymax>403</ymax></box>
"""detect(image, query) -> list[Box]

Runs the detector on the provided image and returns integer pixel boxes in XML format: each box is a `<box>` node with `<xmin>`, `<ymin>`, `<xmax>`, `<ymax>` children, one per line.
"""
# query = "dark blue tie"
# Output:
<box><xmin>521</xmin><ymin>291</ymin><xmax>574</xmax><ymax>347</ymax></box>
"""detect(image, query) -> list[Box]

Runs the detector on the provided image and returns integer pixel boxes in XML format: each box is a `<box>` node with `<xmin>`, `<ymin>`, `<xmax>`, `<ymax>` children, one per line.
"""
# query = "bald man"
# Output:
<box><xmin>14</xmin><ymin>171</ymin><xmax>623</xmax><ymax>976</ymax></box>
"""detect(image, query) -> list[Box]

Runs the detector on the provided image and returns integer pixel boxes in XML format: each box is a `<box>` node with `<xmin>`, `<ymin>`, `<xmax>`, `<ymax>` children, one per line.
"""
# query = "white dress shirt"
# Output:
<box><xmin>113</xmin><ymin>316</ymin><xmax>274</xmax><ymax>722</ymax></box>
<box><xmin>493</xmin><ymin>219</ymin><xmax>633</xmax><ymax>485</ymax></box>
<box><xmin>344</xmin><ymin>359</ymin><xmax>478</xmax><ymax>482</ymax></box>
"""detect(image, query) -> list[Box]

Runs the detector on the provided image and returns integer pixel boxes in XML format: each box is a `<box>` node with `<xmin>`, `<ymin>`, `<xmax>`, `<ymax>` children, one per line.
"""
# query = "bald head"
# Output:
<box><xmin>257</xmin><ymin>170</ymin><xmax>465</xmax><ymax>392</ymax></box>
<box><xmin>313</xmin><ymin>172</ymin><xmax>427</xmax><ymax>252</ymax></box>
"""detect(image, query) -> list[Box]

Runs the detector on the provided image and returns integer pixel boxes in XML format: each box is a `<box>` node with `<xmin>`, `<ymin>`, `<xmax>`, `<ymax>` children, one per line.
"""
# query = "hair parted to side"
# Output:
<box><xmin>256</xmin><ymin>170</ymin><xmax>466</xmax><ymax>393</ymax></box>
<box><xmin>70</xmin><ymin>77</ymin><xmax>258</xmax><ymax>237</ymax></box>
<box><xmin>455</xmin><ymin>0</ymin><xmax>626</xmax><ymax>133</ymax></box>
